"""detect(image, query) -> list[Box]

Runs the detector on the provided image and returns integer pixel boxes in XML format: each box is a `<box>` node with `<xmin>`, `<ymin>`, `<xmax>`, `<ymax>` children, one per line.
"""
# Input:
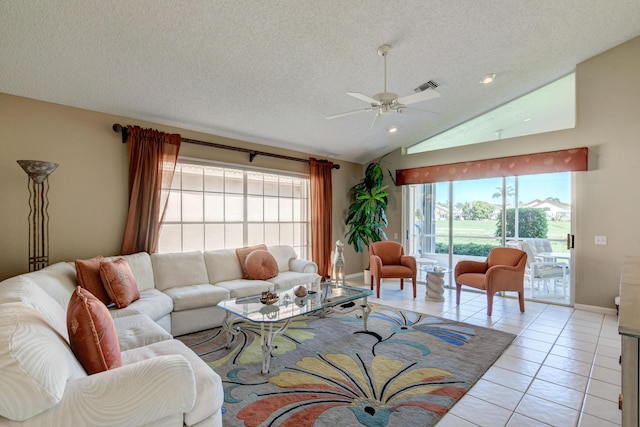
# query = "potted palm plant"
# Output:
<box><xmin>345</xmin><ymin>161</ymin><xmax>391</xmax><ymax>281</ymax></box>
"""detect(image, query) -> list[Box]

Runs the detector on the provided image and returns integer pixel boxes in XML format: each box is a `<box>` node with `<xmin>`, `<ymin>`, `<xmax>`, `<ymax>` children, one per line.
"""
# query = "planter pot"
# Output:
<box><xmin>363</xmin><ymin>269</ymin><xmax>371</xmax><ymax>285</ymax></box>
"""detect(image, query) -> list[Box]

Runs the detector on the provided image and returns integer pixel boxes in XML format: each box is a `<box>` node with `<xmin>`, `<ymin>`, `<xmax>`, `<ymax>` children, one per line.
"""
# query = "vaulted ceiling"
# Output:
<box><xmin>1</xmin><ymin>1</ymin><xmax>639</xmax><ymax>163</ymax></box>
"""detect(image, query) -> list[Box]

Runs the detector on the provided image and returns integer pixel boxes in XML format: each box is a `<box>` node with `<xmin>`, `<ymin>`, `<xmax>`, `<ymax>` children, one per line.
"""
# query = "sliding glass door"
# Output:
<box><xmin>404</xmin><ymin>172</ymin><xmax>572</xmax><ymax>305</ymax></box>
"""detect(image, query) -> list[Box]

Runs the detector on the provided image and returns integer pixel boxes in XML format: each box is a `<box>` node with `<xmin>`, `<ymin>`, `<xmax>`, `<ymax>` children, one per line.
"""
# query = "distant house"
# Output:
<box><xmin>435</xmin><ymin>204</ymin><xmax>449</xmax><ymax>220</ymax></box>
<box><xmin>522</xmin><ymin>198</ymin><xmax>571</xmax><ymax>221</ymax></box>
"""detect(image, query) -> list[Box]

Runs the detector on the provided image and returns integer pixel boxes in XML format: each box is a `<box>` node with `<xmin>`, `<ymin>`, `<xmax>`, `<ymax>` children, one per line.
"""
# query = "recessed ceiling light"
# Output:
<box><xmin>480</xmin><ymin>73</ymin><xmax>496</xmax><ymax>84</ymax></box>
<box><xmin>524</xmin><ymin>118</ymin><xmax>531</xmax><ymax>122</ymax></box>
<box><xmin>388</xmin><ymin>126</ymin><xmax>398</xmax><ymax>133</ymax></box>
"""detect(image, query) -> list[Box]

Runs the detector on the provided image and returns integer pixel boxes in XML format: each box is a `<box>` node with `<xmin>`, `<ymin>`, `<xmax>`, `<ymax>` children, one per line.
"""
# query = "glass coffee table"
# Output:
<box><xmin>217</xmin><ymin>283</ymin><xmax>373</xmax><ymax>374</ymax></box>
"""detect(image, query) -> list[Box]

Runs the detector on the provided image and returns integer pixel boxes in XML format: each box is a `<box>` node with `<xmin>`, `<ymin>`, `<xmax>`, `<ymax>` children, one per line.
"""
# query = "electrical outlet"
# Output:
<box><xmin>595</xmin><ymin>235</ymin><xmax>607</xmax><ymax>245</ymax></box>
<box><xmin>393</xmin><ymin>233</ymin><xmax>398</xmax><ymax>240</ymax></box>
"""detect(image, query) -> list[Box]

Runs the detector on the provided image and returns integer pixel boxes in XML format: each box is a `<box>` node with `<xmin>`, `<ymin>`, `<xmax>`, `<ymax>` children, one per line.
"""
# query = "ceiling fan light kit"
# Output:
<box><xmin>326</xmin><ymin>44</ymin><xmax>441</xmax><ymax>122</ymax></box>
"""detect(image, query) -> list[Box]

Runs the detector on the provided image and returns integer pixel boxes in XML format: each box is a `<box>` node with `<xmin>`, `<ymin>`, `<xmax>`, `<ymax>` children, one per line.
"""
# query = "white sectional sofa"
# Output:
<box><xmin>0</xmin><ymin>245</ymin><xmax>319</xmax><ymax>426</ymax></box>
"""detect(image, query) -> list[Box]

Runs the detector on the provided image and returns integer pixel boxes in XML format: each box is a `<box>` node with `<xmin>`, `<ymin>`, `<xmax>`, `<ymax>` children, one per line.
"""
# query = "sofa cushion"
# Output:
<box><xmin>100</xmin><ymin>258</ymin><xmax>140</xmax><ymax>308</ymax></box>
<box><xmin>151</xmin><ymin>251</ymin><xmax>209</xmax><ymax>291</ymax></box>
<box><xmin>117</xmin><ymin>252</ymin><xmax>155</xmax><ymax>291</ymax></box>
<box><xmin>121</xmin><ymin>339</ymin><xmax>223</xmax><ymax>426</ymax></box>
<box><xmin>67</xmin><ymin>286</ymin><xmax>122</xmax><ymax>375</ymax></box>
<box><xmin>268</xmin><ymin>271</ymin><xmax>320</xmax><ymax>290</ymax></box>
<box><xmin>75</xmin><ymin>256</ymin><xmax>112</xmax><ymax>305</ymax></box>
<box><xmin>204</xmin><ymin>249</ymin><xmax>243</xmax><ymax>284</ymax></box>
<box><xmin>26</xmin><ymin>262</ymin><xmax>78</xmax><ymax>309</ymax></box>
<box><xmin>163</xmin><ymin>284</ymin><xmax>230</xmax><ymax>312</ymax></box>
<box><xmin>170</xmin><ymin>305</ymin><xmax>228</xmax><ymax>337</ymax></box>
<box><xmin>113</xmin><ymin>314</ymin><xmax>172</xmax><ymax>351</ymax></box>
<box><xmin>268</xmin><ymin>245</ymin><xmax>298</xmax><ymax>272</ymax></box>
<box><xmin>245</xmin><ymin>249</ymin><xmax>278</xmax><ymax>280</ymax></box>
<box><xmin>214</xmin><ymin>279</ymin><xmax>273</xmax><ymax>298</ymax></box>
<box><xmin>0</xmin><ymin>305</ymin><xmax>86</xmax><ymax>421</ymax></box>
<box><xmin>235</xmin><ymin>244</ymin><xmax>268</xmax><ymax>279</ymax></box>
<box><xmin>0</xmin><ymin>276</ymin><xmax>70</xmax><ymax>341</ymax></box>
<box><xmin>109</xmin><ymin>288</ymin><xmax>173</xmax><ymax>323</ymax></box>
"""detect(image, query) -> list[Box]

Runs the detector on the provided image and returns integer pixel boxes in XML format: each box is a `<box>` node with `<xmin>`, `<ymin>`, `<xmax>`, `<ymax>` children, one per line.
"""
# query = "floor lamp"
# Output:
<box><xmin>17</xmin><ymin>160</ymin><xmax>59</xmax><ymax>272</ymax></box>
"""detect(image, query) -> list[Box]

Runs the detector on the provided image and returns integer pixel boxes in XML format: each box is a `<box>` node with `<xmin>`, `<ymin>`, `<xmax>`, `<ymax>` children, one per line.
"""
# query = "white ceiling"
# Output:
<box><xmin>409</xmin><ymin>73</ymin><xmax>576</xmax><ymax>153</ymax></box>
<box><xmin>1</xmin><ymin>1</ymin><xmax>639</xmax><ymax>164</ymax></box>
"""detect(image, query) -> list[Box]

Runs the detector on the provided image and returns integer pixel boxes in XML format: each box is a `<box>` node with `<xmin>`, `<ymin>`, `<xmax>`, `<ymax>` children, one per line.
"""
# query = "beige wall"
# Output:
<box><xmin>3</xmin><ymin>35</ymin><xmax>638</xmax><ymax>308</ymax></box>
<box><xmin>382</xmin><ymin>36</ymin><xmax>640</xmax><ymax>309</ymax></box>
<box><xmin>0</xmin><ymin>94</ymin><xmax>364</xmax><ymax>280</ymax></box>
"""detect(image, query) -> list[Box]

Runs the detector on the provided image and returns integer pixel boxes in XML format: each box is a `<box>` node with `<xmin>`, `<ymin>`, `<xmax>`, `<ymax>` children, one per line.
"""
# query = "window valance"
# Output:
<box><xmin>395</xmin><ymin>147</ymin><xmax>588</xmax><ymax>185</ymax></box>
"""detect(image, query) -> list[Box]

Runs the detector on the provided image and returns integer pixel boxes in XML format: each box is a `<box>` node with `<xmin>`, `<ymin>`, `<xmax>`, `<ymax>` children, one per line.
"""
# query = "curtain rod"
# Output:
<box><xmin>112</xmin><ymin>123</ymin><xmax>340</xmax><ymax>170</ymax></box>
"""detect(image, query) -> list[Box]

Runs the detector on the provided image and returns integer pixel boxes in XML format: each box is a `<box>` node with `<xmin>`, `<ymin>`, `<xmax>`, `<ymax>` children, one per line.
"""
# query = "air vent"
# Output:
<box><xmin>415</xmin><ymin>80</ymin><xmax>439</xmax><ymax>92</ymax></box>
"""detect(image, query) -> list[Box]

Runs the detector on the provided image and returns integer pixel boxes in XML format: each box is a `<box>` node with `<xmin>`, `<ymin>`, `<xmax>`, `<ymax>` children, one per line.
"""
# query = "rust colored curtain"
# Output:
<box><xmin>120</xmin><ymin>126</ymin><xmax>181</xmax><ymax>255</ymax></box>
<box><xmin>309</xmin><ymin>158</ymin><xmax>334</xmax><ymax>281</ymax></box>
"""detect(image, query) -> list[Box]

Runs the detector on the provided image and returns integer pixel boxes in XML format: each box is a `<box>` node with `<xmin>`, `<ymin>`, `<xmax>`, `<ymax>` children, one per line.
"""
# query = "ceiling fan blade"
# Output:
<box><xmin>346</xmin><ymin>92</ymin><xmax>380</xmax><ymax>105</ymax></box>
<box><xmin>370</xmin><ymin>112</ymin><xmax>381</xmax><ymax>129</ymax></box>
<box><xmin>325</xmin><ymin>108</ymin><xmax>372</xmax><ymax>119</ymax></box>
<box><xmin>397</xmin><ymin>89</ymin><xmax>441</xmax><ymax>106</ymax></box>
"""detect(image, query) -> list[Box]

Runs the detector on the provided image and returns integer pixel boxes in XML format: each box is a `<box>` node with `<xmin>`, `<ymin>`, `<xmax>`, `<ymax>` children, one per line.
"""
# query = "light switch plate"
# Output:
<box><xmin>595</xmin><ymin>235</ymin><xmax>607</xmax><ymax>245</ymax></box>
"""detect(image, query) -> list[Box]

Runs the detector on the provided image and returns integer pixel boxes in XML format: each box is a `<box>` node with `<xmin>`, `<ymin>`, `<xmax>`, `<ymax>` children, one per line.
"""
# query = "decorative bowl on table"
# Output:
<box><xmin>293</xmin><ymin>285</ymin><xmax>308</xmax><ymax>297</ymax></box>
<box><xmin>260</xmin><ymin>291</ymin><xmax>279</xmax><ymax>305</ymax></box>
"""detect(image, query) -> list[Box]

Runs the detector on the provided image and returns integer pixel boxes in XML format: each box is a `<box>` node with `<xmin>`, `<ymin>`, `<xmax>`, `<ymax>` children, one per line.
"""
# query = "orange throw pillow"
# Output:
<box><xmin>99</xmin><ymin>258</ymin><xmax>140</xmax><ymax>309</ymax></box>
<box><xmin>245</xmin><ymin>250</ymin><xmax>278</xmax><ymax>280</ymax></box>
<box><xmin>235</xmin><ymin>244</ymin><xmax>268</xmax><ymax>279</ymax></box>
<box><xmin>67</xmin><ymin>286</ymin><xmax>122</xmax><ymax>374</ymax></box>
<box><xmin>75</xmin><ymin>256</ymin><xmax>112</xmax><ymax>305</ymax></box>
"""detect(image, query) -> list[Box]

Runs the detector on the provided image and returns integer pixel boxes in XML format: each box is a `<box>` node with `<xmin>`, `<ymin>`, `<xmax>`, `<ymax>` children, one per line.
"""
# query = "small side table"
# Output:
<box><xmin>425</xmin><ymin>268</ymin><xmax>451</xmax><ymax>302</ymax></box>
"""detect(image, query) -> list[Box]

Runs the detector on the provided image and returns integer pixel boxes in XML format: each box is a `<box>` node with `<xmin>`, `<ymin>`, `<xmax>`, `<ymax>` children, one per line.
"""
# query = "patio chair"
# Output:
<box><xmin>518</xmin><ymin>241</ymin><xmax>569</xmax><ymax>298</ymax></box>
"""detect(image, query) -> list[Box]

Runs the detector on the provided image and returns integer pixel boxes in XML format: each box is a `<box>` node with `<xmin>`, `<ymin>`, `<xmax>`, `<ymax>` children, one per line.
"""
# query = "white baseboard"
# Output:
<box><xmin>573</xmin><ymin>303</ymin><xmax>617</xmax><ymax>316</ymax></box>
<box><xmin>345</xmin><ymin>272</ymin><xmax>363</xmax><ymax>280</ymax></box>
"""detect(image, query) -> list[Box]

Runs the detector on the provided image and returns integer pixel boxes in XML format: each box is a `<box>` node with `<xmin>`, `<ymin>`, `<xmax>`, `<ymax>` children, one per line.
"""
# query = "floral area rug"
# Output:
<box><xmin>177</xmin><ymin>303</ymin><xmax>515</xmax><ymax>427</ymax></box>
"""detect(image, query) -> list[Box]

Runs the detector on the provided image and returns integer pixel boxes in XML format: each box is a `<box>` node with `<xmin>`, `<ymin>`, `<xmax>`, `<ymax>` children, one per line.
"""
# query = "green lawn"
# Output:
<box><xmin>433</xmin><ymin>219</ymin><xmax>570</xmax><ymax>252</ymax></box>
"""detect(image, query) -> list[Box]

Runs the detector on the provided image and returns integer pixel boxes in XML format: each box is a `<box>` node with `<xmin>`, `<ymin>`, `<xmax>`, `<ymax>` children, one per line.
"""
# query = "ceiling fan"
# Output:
<box><xmin>326</xmin><ymin>44</ymin><xmax>441</xmax><ymax>124</ymax></box>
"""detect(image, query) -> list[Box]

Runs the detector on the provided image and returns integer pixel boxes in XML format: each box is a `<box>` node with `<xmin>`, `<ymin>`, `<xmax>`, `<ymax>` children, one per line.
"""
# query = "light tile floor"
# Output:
<box><xmin>353</xmin><ymin>279</ymin><xmax>621</xmax><ymax>427</ymax></box>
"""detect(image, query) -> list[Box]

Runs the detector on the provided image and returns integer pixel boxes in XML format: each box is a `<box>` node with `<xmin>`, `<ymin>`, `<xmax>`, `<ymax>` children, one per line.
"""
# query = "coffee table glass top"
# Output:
<box><xmin>218</xmin><ymin>283</ymin><xmax>373</xmax><ymax>323</ymax></box>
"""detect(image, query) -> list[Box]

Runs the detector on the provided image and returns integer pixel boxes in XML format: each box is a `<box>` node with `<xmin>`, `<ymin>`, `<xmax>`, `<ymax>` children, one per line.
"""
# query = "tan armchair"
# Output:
<box><xmin>369</xmin><ymin>241</ymin><xmax>417</xmax><ymax>299</ymax></box>
<box><xmin>454</xmin><ymin>247</ymin><xmax>527</xmax><ymax>316</ymax></box>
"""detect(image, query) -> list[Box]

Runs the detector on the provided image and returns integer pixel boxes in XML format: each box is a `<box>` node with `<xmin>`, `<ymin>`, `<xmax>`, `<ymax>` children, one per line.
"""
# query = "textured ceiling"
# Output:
<box><xmin>1</xmin><ymin>1</ymin><xmax>639</xmax><ymax>164</ymax></box>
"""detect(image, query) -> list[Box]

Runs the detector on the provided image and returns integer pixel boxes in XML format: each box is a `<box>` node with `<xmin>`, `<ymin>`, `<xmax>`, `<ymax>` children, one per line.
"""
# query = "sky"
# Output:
<box><xmin>435</xmin><ymin>172</ymin><xmax>571</xmax><ymax>205</ymax></box>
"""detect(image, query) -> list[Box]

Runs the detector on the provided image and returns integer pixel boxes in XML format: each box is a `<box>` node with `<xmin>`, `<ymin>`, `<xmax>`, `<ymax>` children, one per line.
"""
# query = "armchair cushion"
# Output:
<box><xmin>455</xmin><ymin>272</ymin><xmax>487</xmax><ymax>289</ymax></box>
